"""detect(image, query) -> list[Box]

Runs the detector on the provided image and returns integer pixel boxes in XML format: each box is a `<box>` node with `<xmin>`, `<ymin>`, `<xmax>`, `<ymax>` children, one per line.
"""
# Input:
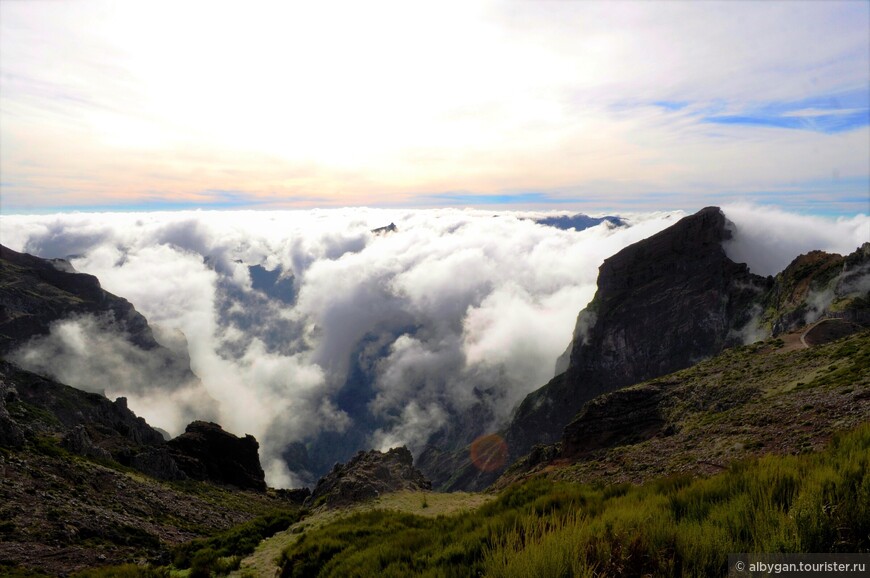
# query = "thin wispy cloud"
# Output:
<box><xmin>700</xmin><ymin>89</ymin><xmax>870</xmax><ymax>134</ymax></box>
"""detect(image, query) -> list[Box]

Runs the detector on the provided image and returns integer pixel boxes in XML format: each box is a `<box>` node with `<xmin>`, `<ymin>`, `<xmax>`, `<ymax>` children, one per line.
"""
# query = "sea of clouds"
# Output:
<box><xmin>1</xmin><ymin>206</ymin><xmax>866</xmax><ymax>486</ymax></box>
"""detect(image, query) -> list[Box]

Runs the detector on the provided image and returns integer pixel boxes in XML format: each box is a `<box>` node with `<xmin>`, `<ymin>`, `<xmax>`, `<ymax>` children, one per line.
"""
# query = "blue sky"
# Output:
<box><xmin>0</xmin><ymin>0</ymin><xmax>868</xmax><ymax>215</ymax></box>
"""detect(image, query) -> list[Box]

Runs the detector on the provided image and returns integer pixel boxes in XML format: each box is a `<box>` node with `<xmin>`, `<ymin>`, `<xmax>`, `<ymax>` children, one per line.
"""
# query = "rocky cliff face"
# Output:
<box><xmin>492</xmin><ymin>224</ymin><xmax>870</xmax><ymax>493</ymax></box>
<box><xmin>167</xmin><ymin>421</ymin><xmax>267</xmax><ymax>491</ymax></box>
<box><xmin>0</xmin><ymin>245</ymin><xmax>160</xmax><ymax>354</ymax></box>
<box><xmin>420</xmin><ymin>207</ymin><xmax>773</xmax><ymax>490</ymax></box>
<box><xmin>307</xmin><ymin>446</ymin><xmax>431</xmax><ymax>509</ymax></box>
<box><xmin>0</xmin><ymin>244</ymin><xmax>209</xmax><ymax>419</ymax></box>
<box><xmin>569</xmin><ymin>208</ymin><xmax>763</xmax><ymax>381</ymax></box>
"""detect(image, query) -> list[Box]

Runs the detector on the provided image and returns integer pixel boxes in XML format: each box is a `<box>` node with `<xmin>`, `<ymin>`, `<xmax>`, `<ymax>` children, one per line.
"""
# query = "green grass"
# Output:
<box><xmin>0</xmin><ymin>564</ymin><xmax>53</xmax><ymax>578</ymax></box>
<box><xmin>71</xmin><ymin>565</ymin><xmax>169</xmax><ymax>578</ymax></box>
<box><xmin>806</xmin><ymin>338</ymin><xmax>870</xmax><ymax>390</ymax></box>
<box><xmin>278</xmin><ymin>423</ymin><xmax>870</xmax><ymax>577</ymax></box>
<box><xmin>171</xmin><ymin>509</ymin><xmax>304</xmax><ymax>575</ymax></box>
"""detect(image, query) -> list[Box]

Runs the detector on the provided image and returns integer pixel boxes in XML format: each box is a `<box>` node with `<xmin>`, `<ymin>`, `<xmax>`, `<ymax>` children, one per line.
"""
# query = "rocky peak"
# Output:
<box><xmin>307</xmin><ymin>446</ymin><xmax>431</xmax><ymax>509</ymax></box>
<box><xmin>371</xmin><ymin>222</ymin><xmax>398</xmax><ymax>235</ymax></box>
<box><xmin>166</xmin><ymin>421</ymin><xmax>267</xmax><ymax>491</ymax></box>
<box><xmin>566</xmin><ymin>206</ymin><xmax>763</xmax><ymax>386</ymax></box>
<box><xmin>504</xmin><ymin>208</ymin><xmax>766</xmax><ymax>457</ymax></box>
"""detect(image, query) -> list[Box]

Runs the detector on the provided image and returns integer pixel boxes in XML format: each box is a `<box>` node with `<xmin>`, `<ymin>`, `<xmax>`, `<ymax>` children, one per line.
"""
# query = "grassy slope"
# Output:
<box><xmin>233</xmin><ymin>492</ymin><xmax>493</xmax><ymax>578</ymax></box>
<box><xmin>275</xmin><ymin>423</ymin><xmax>869</xmax><ymax>578</ymax></box>
<box><xmin>271</xmin><ymin>331</ymin><xmax>869</xmax><ymax>577</ymax></box>
<box><xmin>501</xmin><ymin>329</ymin><xmax>870</xmax><ymax>489</ymax></box>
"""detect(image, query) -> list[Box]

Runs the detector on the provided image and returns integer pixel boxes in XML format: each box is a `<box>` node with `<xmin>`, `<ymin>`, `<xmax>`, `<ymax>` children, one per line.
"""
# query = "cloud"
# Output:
<box><xmin>722</xmin><ymin>204</ymin><xmax>870</xmax><ymax>276</ymax></box>
<box><xmin>701</xmin><ymin>88</ymin><xmax>870</xmax><ymax>134</ymax></box>
<box><xmin>1</xmin><ymin>206</ymin><xmax>867</xmax><ymax>487</ymax></box>
<box><xmin>1</xmin><ymin>2</ymin><xmax>867</xmax><ymax>212</ymax></box>
<box><xmin>8</xmin><ymin>314</ymin><xmax>218</xmax><ymax>435</ymax></box>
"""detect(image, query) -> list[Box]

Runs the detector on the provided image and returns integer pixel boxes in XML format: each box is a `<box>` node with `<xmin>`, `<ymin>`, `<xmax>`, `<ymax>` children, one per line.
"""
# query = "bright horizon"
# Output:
<box><xmin>1</xmin><ymin>0</ymin><xmax>869</xmax><ymax>215</ymax></box>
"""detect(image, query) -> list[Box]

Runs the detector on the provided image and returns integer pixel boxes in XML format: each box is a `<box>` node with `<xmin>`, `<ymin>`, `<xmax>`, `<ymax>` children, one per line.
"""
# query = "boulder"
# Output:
<box><xmin>167</xmin><ymin>421</ymin><xmax>267</xmax><ymax>491</ymax></box>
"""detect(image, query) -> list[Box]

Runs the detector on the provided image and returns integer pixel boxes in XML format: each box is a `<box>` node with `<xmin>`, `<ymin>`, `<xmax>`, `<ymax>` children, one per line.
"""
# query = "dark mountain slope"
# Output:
<box><xmin>496</xmin><ymin>328</ymin><xmax>870</xmax><ymax>490</ymax></box>
<box><xmin>0</xmin><ymin>245</ymin><xmax>160</xmax><ymax>354</ymax></box>
<box><xmin>0</xmin><ymin>349</ymin><xmax>279</xmax><ymax>575</ymax></box>
<box><xmin>0</xmin><ymin>360</ymin><xmax>267</xmax><ymax>490</ymax></box>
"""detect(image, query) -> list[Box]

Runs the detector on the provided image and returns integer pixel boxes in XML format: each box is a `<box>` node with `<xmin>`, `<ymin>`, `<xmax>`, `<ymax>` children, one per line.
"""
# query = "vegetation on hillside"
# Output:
<box><xmin>171</xmin><ymin>509</ymin><xmax>305</xmax><ymax>576</ymax></box>
<box><xmin>278</xmin><ymin>423</ymin><xmax>870</xmax><ymax>577</ymax></box>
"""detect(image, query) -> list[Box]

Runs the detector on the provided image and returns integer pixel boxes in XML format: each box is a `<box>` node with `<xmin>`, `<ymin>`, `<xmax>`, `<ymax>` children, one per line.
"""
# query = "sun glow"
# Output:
<box><xmin>1</xmin><ymin>1</ymin><xmax>868</xmax><ymax>212</ymax></box>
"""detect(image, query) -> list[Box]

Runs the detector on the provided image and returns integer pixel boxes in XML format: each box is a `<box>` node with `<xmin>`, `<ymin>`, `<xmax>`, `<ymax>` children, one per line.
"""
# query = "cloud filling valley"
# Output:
<box><xmin>1</xmin><ymin>206</ymin><xmax>866</xmax><ymax>486</ymax></box>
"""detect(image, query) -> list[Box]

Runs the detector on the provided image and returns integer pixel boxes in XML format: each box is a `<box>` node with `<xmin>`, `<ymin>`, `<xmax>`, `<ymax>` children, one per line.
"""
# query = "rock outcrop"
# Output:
<box><xmin>307</xmin><ymin>446</ymin><xmax>431</xmax><ymax>509</ymax></box>
<box><xmin>167</xmin><ymin>421</ymin><xmax>267</xmax><ymax>491</ymax></box>
<box><xmin>61</xmin><ymin>425</ymin><xmax>113</xmax><ymax>461</ymax></box>
<box><xmin>371</xmin><ymin>222</ymin><xmax>398</xmax><ymax>235</ymax></box>
<box><xmin>759</xmin><ymin>243</ymin><xmax>870</xmax><ymax>335</ymax></box>
<box><xmin>560</xmin><ymin>383</ymin><xmax>668</xmax><ymax>458</ymax></box>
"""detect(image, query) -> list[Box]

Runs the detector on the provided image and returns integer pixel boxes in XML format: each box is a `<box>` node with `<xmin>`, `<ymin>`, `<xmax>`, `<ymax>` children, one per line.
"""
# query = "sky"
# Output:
<box><xmin>1</xmin><ymin>0</ymin><xmax>868</xmax><ymax>215</ymax></box>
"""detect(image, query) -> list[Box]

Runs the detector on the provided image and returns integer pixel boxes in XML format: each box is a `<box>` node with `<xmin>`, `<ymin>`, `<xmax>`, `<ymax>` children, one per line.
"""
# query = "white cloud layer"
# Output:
<box><xmin>1</xmin><ymin>206</ymin><xmax>867</xmax><ymax>486</ymax></box>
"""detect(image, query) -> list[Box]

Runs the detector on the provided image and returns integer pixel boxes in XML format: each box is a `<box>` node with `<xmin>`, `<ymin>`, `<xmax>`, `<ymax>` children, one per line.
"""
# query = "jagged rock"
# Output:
<box><xmin>371</xmin><ymin>223</ymin><xmax>398</xmax><ymax>235</ymax></box>
<box><xmin>763</xmin><ymin>243</ymin><xmax>870</xmax><ymax>334</ymax></box>
<box><xmin>61</xmin><ymin>425</ymin><xmax>112</xmax><ymax>461</ymax></box>
<box><xmin>129</xmin><ymin>447</ymin><xmax>187</xmax><ymax>481</ymax></box>
<box><xmin>167</xmin><ymin>421</ymin><xmax>266</xmax><ymax>491</ymax></box>
<box><xmin>0</xmin><ymin>361</ymin><xmax>166</xmax><ymax>450</ymax></box>
<box><xmin>306</xmin><ymin>446</ymin><xmax>431</xmax><ymax>508</ymax></box>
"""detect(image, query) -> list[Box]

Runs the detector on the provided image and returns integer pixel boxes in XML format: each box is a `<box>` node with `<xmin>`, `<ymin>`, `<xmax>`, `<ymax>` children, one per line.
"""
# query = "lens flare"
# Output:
<box><xmin>470</xmin><ymin>433</ymin><xmax>508</xmax><ymax>472</ymax></box>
